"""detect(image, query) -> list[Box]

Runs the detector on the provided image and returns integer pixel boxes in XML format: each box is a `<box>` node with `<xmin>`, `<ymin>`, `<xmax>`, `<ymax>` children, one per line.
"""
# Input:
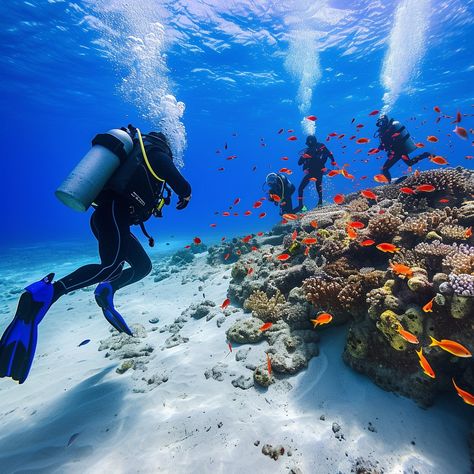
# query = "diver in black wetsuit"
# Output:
<box><xmin>265</xmin><ymin>172</ymin><xmax>296</xmax><ymax>215</ymax></box>
<box><xmin>376</xmin><ymin>115</ymin><xmax>431</xmax><ymax>182</ymax></box>
<box><xmin>294</xmin><ymin>135</ymin><xmax>333</xmax><ymax>211</ymax></box>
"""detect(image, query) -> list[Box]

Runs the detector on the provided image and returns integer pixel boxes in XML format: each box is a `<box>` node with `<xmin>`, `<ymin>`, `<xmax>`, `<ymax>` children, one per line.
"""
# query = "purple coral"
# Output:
<box><xmin>448</xmin><ymin>273</ymin><xmax>474</xmax><ymax>297</ymax></box>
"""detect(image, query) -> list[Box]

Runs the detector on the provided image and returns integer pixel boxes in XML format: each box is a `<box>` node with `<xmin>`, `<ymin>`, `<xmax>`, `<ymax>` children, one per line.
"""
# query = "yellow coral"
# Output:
<box><xmin>243</xmin><ymin>290</ymin><xmax>285</xmax><ymax>321</ymax></box>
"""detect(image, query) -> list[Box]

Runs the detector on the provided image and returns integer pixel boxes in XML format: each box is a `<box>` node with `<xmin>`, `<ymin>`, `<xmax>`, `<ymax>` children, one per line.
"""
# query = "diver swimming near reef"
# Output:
<box><xmin>293</xmin><ymin>135</ymin><xmax>334</xmax><ymax>212</ymax></box>
<box><xmin>0</xmin><ymin>124</ymin><xmax>191</xmax><ymax>383</ymax></box>
<box><xmin>376</xmin><ymin>114</ymin><xmax>432</xmax><ymax>182</ymax></box>
<box><xmin>265</xmin><ymin>172</ymin><xmax>296</xmax><ymax>215</ymax></box>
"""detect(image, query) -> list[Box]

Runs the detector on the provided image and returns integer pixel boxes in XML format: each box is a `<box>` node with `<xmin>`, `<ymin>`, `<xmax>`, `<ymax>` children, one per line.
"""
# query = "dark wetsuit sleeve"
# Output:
<box><xmin>148</xmin><ymin>149</ymin><xmax>192</xmax><ymax>198</ymax></box>
<box><xmin>320</xmin><ymin>145</ymin><xmax>332</xmax><ymax>166</ymax></box>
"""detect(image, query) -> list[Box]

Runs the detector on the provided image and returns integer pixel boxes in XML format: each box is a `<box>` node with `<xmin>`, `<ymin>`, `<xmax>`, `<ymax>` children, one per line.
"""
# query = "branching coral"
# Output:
<box><xmin>448</xmin><ymin>274</ymin><xmax>474</xmax><ymax>297</ymax></box>
<box><xmin>403</xmin><ymin>168</ymin><xmax>471</xmax><ymax>195</ymax></box>
<box><xmin>439</xmin><ymin>224</ymin><xmax>470</xmax><ymax>242</ymax></box>
<box><xmin>367</xmin><ymin>213</ymin><xmax>403</xmax><ymax>240</ymax></box>
<box><xmin>302</xmin><ymin>276</ymin><xmax>343</xmax><ymax>311</ymax></box>
<box><xmin>243</xmin><ymin>290</ymin><xmax>286</xmax><ymax>322</ymax></box>
<box><xmin>442</xmin><ymin>243</ymin><xmax>474</xmax><ymax>275</ymax></box>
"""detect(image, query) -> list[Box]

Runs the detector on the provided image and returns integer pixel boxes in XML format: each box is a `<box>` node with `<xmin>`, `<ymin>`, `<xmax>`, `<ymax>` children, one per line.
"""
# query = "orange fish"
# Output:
<box><xmin>356</xmin><ymin>138</ymin><xmax>370</xmax><ymax>144</ymax></box>
<box><xmin>288</xmin><ymin>136</ymin><xmax>298</xmax><ymax>141</ymax></box>
<box><xmin>281</xmin><ymin>156</ymin><xmax>289</xmax><ymax>161</ymax></box>
<box><xmin>452</xmin><ymin>378</ymin><xmax>474</xmax><ymax>406</ymax></box>
<box><xmin>259</xmin><ymin>322</ymin><xmax>273</xmax><ymax>332</ymax></box>
<box><xmin>368</xmin><ymin>148</ymin><xmax>380</xmax><ymax>155</ymax></box>
<box><xmin>267</xmin><ymin>353</ymin><xmax>272</xmax><ymax>376</ymax></box>
<box><xmin>433</xmin><ymin>106</ymin><xmax>441</xmax><ymax>113</ymax></box>
<box><xmin>310</xmin><ymin>220</ymin><xmax>318</xmax><ymax>228</ymax></box>
<box><xmin>361</xmin><ymin>190</ymin><xmax>377</xmax><ymax>200</ymax></box>
<box><xmin>400</xmin><ymin>187</ymin><xmax>415</xmax><ymax>194</ymax></box>
<box><xmin>397</xmin><ymin>326</ymin><xmax>419</xmax><ymax>344</ymax></box>
<box><xmin>430</xmin><ymin>155</ymin><xmax>448</xmax><ymax>165</ymax></box>
<box><xmin>348</xmin><ymin>221</ymin><xmax>365</xmax><ymax>229</ymax></box>
<box><xmin>427</xmin><ymin>136</ymin><xmax>438</xmax><ymax>143</ymax></box>
<box><xmin>310</xmin><ymin>313</ymin><xmax>333</xmax><ymax>327</ymax></box>
<box><xmin>341</xmin><ymin>169</ymin><xmax>355</xmax><ymax>180</ymax></box>
<box><xmin>415</xmin><ymin>142</ymin><xmax>425</xmax><ymax>148</ymax></box>
<box><xmin>439</xmin><ymin>198</ymin><xmax>449</xmax><ymax>203</ymax></box>
<box><xmin>302</xmin><ymin>153</ymin><xmax>312</xmax><ymax>159</ymax></box>
<box><xmin>333</xmin><ymin>194</ymin><xmax>345</xmax><ymax>205</ymax></box>
<box><xmin>346</xmin><ymin>226</ymin><xmax>357</xmax><ymax>240</ymax></box>
<box><xmin>453</xmin><ymin>126</ymin><xmax>468</xmax><ymax>139</ymax></box>
<box><xmin>360</xmin><ymin>239</ymin><xmax>375</xmax><ymax>247</ymax></box>
<box><xmin>277</xmin><ymin>254</ymin><xmax>290</xmax><ymax>261</ymax></box>
<box><xmin>282</xmin><ymin>213</ymin><xmax>298</xmax><ymax>221</ymax></box>
<box><xmin>429</xmin><ymin>337</ymin><xmax>472</xmax><ymax>357</ymax></box>
<box><xmin>306</xmin><ymin>115</ymin><xmax>317</xmax><ymax>121</ymax></box>
<box><xmin>302</xmin><ymin>237</ymin><xmax>318</xmax><ymax>245</ymax></box>
<box><xmin>221</xmin><ymin>298</ymin><xmax>231</xmax><ymax>310</ymax></box>
<box><xmin>416</xmin><ymin>348</ymin><xmax>436</xmax><ymax>379</ymax></box>
<box><xmin>242</xmin><ymin>235</ymin><xmax>252</xmax><ymax>243</ymax></box>
<box><xmin>193</xmin><ymin>237</ymin><xmax>202</xmax><ymax>245</ymax></box>
<box><xmin>390</xmin><ymin>262</ymin><xmax>413</xmax><ymax>278</ymax></box>
<box><xmin>423</xmin><ymin>297</ymin><xmax>434</xmax><ymax>313</ymax></box>
<box><xmin>374</xmin><ymin>174</ymin><xmax>389</xmax><ymax>183</ymax></box>
<box><xmin>270</xmin><ymin>194</ymin><xmax>281</xmax><ymax>202</ymax></box>
<box><xmin>415</xmin><ymin>184</ymin><xmax>435</xmax><ymax>193</ymax></box>
<box><xmin>328</xmin><ymin>170</ymin><xmax>341</xmax><ymax>177</ymax></box>
<box><xmin>291</xmin><ymin>230</ymin><xmax>297</xmax><ymax>241</ymax></box>
<box><xmin>465</xmin><ymin>226</ymin><xmax>472</xmax><ymax>238</ymax></box>
<box><xmin>376</xmin><ymin>243</ymin><xmax>400</xmax><ymax>253</ymax></box>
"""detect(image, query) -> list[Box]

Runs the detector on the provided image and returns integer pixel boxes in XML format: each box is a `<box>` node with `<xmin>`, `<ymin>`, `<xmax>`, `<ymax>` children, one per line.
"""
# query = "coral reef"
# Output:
<box><xmin>243</xmin><ymin>289</ymin><xmax>286</xmax><ymax>322</ymax></box>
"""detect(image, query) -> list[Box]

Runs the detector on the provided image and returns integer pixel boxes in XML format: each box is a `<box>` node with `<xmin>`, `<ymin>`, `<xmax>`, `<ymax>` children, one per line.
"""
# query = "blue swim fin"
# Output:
<box><xmin>0</xmin><ymin>273</ymin><xmax>55</xmax><ymax>384</ymax></box>
<box><xmin>94</xmin><ymin>282</ymin><xmax>133</xmax><ymax>336</ymax></box>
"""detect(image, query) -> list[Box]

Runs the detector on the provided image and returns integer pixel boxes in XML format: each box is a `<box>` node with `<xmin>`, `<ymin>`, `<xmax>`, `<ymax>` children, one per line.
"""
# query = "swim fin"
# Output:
<box><xmin>94</xmin><ymin>282</ymin><xmax>133</xmax><ymax>336</ymax></box>
<box><xmin>0</xmin><ymin>273</ymin><xmax>55</xmax><ymax>384</ymax></box>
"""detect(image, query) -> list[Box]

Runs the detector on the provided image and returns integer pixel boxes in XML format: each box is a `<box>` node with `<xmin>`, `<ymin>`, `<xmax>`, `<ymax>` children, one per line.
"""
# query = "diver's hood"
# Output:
<box><xmin>376</xmin><ymin>114</ymin><xmax>390</xmax><ymax>129</ymax></box>
<box><xmin>144</xmin><ymin>131</ymin><xmax>173</xmax><ymax>157</ymax></box>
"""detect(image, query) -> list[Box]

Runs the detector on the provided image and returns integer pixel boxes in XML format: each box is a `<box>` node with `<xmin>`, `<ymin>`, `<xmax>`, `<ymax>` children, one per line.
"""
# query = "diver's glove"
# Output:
<box><xmin>176</xmin><ymin>195</ymin><xmax>191</xmax><ymax>210</ymax></box>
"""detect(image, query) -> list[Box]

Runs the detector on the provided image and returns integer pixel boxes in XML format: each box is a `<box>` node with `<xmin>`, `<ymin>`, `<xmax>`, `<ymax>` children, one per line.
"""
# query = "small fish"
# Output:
<box><xmin>242</xmin><ymin>235</ymin><xmax>252</xmax><ymax>243</ymax></box>
<box><xmin>277</xmin><ymin>253</ymin><xmax>290</xmax><ymax>261</ymax></box>
<box><xmin>287</xmin><ymin>129</ymin><xmax>294</xmax><ymax>133</ymax></box>
<box><xmin>193</xmin><ymin>237</ymin><xmax>202</xmax><ymax>245</ymax></box>
<box><xmin>306</xmin><ymin>115</ymin><xmax>317</xmax><ymax>121</ymax></box>
<box><xmin>351</xmin><ymin>118</ymin><xmax>355</xmax><ymax>124</ymax></box>
<box><xmin>224</xmin><ymin>253</ymin><xmax>230</xmax><ymax>260</ymax></box>
<box><xmin>184</xmin><ymin>245</ymin><xmax>191</xmax><ymax>249</ymax></box>
<box><xmin>278</xmin><ymin>128</ymin><xmax>284</xmax><ymax>134</ymax></box>
<box><xmin>67</xmin><ymin>433</ymin><xmax>80</xmax><ymax>447</ymax></box>
<box><xmin>429</xmin><ymin>337</ymin><xmax>472</xmax><ymax>358</ymax></box>
<box><xmin>368</xmin><ymin>148</ymin><xmax>380</xmax><ymax>155</ymax></box>
<box><xmin>228</xmin><ymin>341</ymin><xmax>233</xmax><ymax>352</ymax></box>
<box><xmin>259</xmin><ymin>322</ymin><xmax>273</xmax><ymax>332</ymax></box>
<box><xmin>333</xmin><ymin>194</ymin><xmax>345</xmax><ymax>205</ymax></box>
<box><xmin>224</xmin><ymin>142</ymin><xmax>228</xmax><ymax>149</ymax></box>
<box><xmin>346</xmin><ymin>226</ymin><xmax>357</xmax><ymax>240</ymax></box>
<box><xmin>259</xmin><ymin>212</ymin><xmax>266</xmax><ymax>218</ymax></box>
<box><xmin>222</xmin><ymin>211</ymin><xmax>230</xmax><ymax>216</ymax></box>
<box><xmin>374</xmin><ymin>174</ymin><xmax>389</xmax><ymax>183</ymax></box>
<box><xmin>282</xmin><ymin>213</ymin><xmax>298</xmax><ymax>220</ymax></box>
<box><xmin>302</xmin><ymin>153</ymin><xmax>312</xmax><ymax>159</ymax></box>
<box><xmin>391</xmin><ymin>132</ymin><xmax>401</xmax><ymax>138</ymax></box>
<box><xmin>415</xmin><ymin>142</ymin><xmax>425</xmax><ymax>148</ymax></box>
<box><xmin>369</xmin><ymin>110</ymin><xmax>379</xmax><ymax>116</ymax></box>
<box><xmin>361</xmin><ymin>190</ymin><xmax>377</xmax><ymax>200</ymax></box>
<box><xmin>221</xmin><ymin>298</ymin><xmax>231</xmax><ymax>310</ymax></box>
<box><xmin>302</xmin><ymin>237</ymin><xmax>318</xmax><ymax>245</ymax></box>
<box><xmin>360</xmin><ymin>239</ymin><xmax>375</xmax><ymax>247</ymax></box>
<box><xmin>244</xmin><ymin>211</ymin><xmax>252</xmax><ymax>216</ymax></box>
<box><xmin>328</xmin><ymin>170</ymin><xmax>341</xmax><ymax>177</ymax></box>
<box><xmin>453</xmin><ymin>126</ymin><xmax>468</xmax><ymax>139</ymax></box>
<box><xmin>78</xmin><ymin>339</ymin><xmax>90</xmax><ymax>347</ymax></box>
<box><xmin>233</xmin><ymin>197</ymin><xmax>241</xmax><ymax>206</ymax></box>
<box><xmin>356</xmin><ymin>124</ymin><xmax>364</xmax><ymax>129</ymax></box>
<box><xmin>210</xmin><ymin>223</ymin><xmax>217</xmax><ymax>228</ymax></box>
<box><xmin>291</xmin><ymin>230</ymin><xmax>297</xmax><ymax>241</ymax></box>
<box><xmin>267</xmin><ymin>353</ymin><xmax>272</xmax><ymax>375</ymax></box>
<box><xmin>288</xmin><ymin>136</ymin><xmax>298</xmax><ymax>141</ymax></box>
<box><xmin>465</xmin><ymin>226</ymin><xmax>472</xmax><ymax>238</ymax></box>
<box><xmin>356</xmin><ymin>137</ymin><xmax>370</xmax><ymax>144</ymax></box>
<box><xmin>390</xmin><ymin>262</ymin><xmax>413</xmax><ymax>278</ymax></box>
<box><xmin>257</xmin><ymin>232</ymin><xmax>264</xmax><ymax>236</ymax></box>
<box><xmin>247</xmin><ymin>267</ymin><xmax>254</xmax><ymax>276</ymax></box>
<box><xmin>253</xmin><ymin>201</ymin><xmax>262</xmax><ymax>209</ymax></box>
<box><xmin>310</xmin><ymin>220</ymin><xmax>318</xmax><ymax>228</ymax></box>
<box><xmin>416</xmin><ymin>348</ymin><xmax>436</xmax><ymax>379</ymax></box>
<box><xmin>438</xmin><ymin>199</ymin><xmax>449</xmax><ymax>203</ymax></box>
<box><xmin>310</xmin><ymin>313</ymin><xmax>333</xmax><ymax>327</ymax></box>
<box><xmin>430</xmin><ymin>155</ymin><xmax>448</xmax><ymax>165</ymax></box>
<box><xmin>452</xmin><ymin>378</ymin><xmax>474</xmax><ymax>406</ymax></box>
<box><xmin>217</xmin><ymin>167</ymin><xmax>225</xmax><ymax>171</ymax></box>
<box><xmin>348</xmin><ymin>221</ymin><xmax>365</xmax><ymax>229</ymax></box>
<box><xmin>423</xmin><ymin>297</ymin><xmax>434</xmax><ymax>313</ymax></box>
<box><xmin>270</xmin><ymin>193</ymin><xmax>281</xmax><ymax>202</ymax></box>
<box><xmin>415</xmin><ymin>184</ymin><xmax>435</xmax><ymax>193</ymax></box>
<box><xmin>400</xmin><ymin>187</ymin><xmax>415</xmax><ymax>195</ymax></box>
<box><xmin>376</xmin><ymin>243</ymin><xmax>400</xmax><ymax>253</ymax></box>
<box><xmin>281</xmin><ymin>156</ymin><xmax>289</xmax><ymax>161</ymax></box>
<box><xmin>433</xmin><ymin>106</ymin><xmax>441</xmax><ymax>113</ymax></box>
<box><xmin>397</xmin><ymin>326</ymin><xmax>419</xmax><ymax>344</ymax></box>
<box><xmin>251</xmin><ymin>246</ymin><xmax>258</xmax><ymax>251</ymax></box>
<box><xmin>455</xmin><ymin>110</ymin><xmax>462</xmax><ymax>123</ymax></box>
<box><xmin>304</xmin><ymin>246</ymin><xmax>310</xmax><ymax>256</ymax></box>
<box><xmin>427</xmin><ymin>135</ymin><xmax>438</xmax><ymax>143</ymax></box>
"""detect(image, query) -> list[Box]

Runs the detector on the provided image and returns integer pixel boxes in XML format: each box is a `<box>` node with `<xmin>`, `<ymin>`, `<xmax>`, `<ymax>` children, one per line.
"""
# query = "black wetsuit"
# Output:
<box><xmin>379</xmin><ymin>122</ymin><xmax>430</xmax><ymax>182</ymax></box>
<box><xmin>268</xmin><ymin>173</ymin><xmax>295</xmax><ymax>215</ymax></box>
<box><xmin>294</xmin><ymin>142</ymin><xmax>333</xmax><ymax>211</ymax></box>
<box><xmin>52</xmin><ymin>145</ymin><xmax>191</xmax><ymax>302</ymax></box>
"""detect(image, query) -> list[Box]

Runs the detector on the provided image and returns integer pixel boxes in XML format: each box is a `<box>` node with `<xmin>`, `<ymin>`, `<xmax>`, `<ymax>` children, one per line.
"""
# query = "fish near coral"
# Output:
<box><xmin>259</xmin><ymin>322</ymin><xmax>273</xmax><ymax>332</ymax></box>
<box><xmin>416</xmin><ymin>348</ymin><xmax>436</xmax><ymax>379</ymax></box>
<box><xmin>397</xmin><ymin>326</ymin><xmax>419</xmax><ymax>344</ymax></box>
<box><xmin>422</xmin><ymin>297</ymin><xmax>434</xmax><ymax>313</ymax></box>
<box><xmin>221</xmin><ymin>298</ymin><xmax>231</xmax><ymax>310</ymax></box>
<box><xmin>429</xmin><ymin>337</ymin><xmax>472</xmax><ymax>358</ymax></box>
<box><xmin>376</xmin><ymin>243</ymin><xmax>400</xmax><ymax>253</ymax></box>
<box><xmin>310</xmin><ymin>313</ymin><xmax>333</xmax><ymax>327</ymax></box>
<box><xmin>452</xmin><ymin>378</ymin><xmax>474</xmax><ymax>406</ymax></box>
<box><xmin>390</xmin><ymin>263</ymin><xmax>413</xmax><ymax>278</ymax></box>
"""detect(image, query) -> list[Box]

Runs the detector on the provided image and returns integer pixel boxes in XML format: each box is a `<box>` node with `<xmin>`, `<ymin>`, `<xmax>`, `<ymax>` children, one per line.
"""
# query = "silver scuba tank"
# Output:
<box><xmin>391</xmin><ymin>120</ymin><xmax>417</xmax><ymax>155</ymax></box>
<box><xmin>55</xmin><ymin>128</ymin><xmax>134</xmax><ymax>212</ymax></box>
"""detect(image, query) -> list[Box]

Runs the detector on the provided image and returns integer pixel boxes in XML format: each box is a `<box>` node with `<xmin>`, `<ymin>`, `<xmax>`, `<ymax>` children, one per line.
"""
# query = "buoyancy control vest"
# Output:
<box><xmin>378</xmin><ymin>119</ymin><xmax>417</xmax><ymax>155</ymax></box>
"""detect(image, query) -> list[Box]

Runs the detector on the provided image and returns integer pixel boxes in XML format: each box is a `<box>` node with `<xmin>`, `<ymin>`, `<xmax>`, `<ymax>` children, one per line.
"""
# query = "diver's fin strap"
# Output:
<box><xmin>139</xmin><ymin>222</ymin><xmax>155</xmax><ymax>247</ymax></box>
<box><xmin>136</xmin><ymin>128</ymin><xmax>165</xmax><ymax>183</ymax></box>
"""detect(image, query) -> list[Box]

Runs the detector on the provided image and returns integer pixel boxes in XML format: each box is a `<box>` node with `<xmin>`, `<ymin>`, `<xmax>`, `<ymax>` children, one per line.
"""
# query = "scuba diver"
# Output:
<box><xmin>0</xmin><ymin>124</ymin><xmax>191</xmax><ymax>384</ymax></box>
<box><xmin>265</xmin><ymin>172</ymin><xmax>296</xmax><ymax>215</ymax></box>
<box><xmin>375</xmin><ymin>114</ymin><xmax>432</xmax><ymax>182</ymax></box>
<box><xmin>294</xmin><ymin>135</ymin><xmax>333</xmax><ymax>212</ymax></box>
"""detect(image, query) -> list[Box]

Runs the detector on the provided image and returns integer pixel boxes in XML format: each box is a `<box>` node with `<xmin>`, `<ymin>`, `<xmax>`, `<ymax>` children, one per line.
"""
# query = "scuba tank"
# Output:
<box><xmin>389</xmin><ymin>120</ymin><xmax>417</xmax><ymax>155</ymax></box>
<box><xmin>55</xmin><ymin>128</ymin><xmax>134</xmax><ymax>212</ymax></box>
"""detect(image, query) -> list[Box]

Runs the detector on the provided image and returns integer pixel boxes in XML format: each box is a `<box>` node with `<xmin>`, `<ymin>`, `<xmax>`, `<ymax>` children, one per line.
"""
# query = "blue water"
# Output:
<box><xmin>1</xmin><ymin>0</ymin><xmax>473</xmax><ymax>248</ymax></box>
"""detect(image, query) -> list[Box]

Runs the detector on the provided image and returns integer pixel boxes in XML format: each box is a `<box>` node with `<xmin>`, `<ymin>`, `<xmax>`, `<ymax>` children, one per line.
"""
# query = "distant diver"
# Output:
<box><xmin>0</xmin><ymin>124</ymin><xmax>192</xmax><ymax>383</ymax></box>
<box><xmin>376</xmin><ymin>114</ymin><xmax>432</xmax><ymax>182</ymax></box>
<box><xmin>294</xmin><ymin>135</ymin><xmax>334</xmax><ymax>212</ymax></box>
<box><xmin>265</xmin><ymin>172</ymin><xmax>296</xmax><ymax>215</ymax></box>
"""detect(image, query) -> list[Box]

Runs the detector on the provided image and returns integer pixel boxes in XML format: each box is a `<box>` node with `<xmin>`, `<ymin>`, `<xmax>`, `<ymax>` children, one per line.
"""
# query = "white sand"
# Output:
<box><xmin>0</xmin><ymin>251</ymin><xmax>471</xmax><ymax>474</ymax></box>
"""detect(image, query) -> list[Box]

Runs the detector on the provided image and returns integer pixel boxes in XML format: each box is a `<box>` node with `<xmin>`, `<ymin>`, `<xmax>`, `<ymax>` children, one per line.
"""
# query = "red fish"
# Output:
<box><xmin>369</xmin><ymin>110</ymin><xmax>379</xmax><ymax>116</ymax></box>
<box><xmin>259</xmin><ymin>322</ymin><xmax>273</xmax><ymax>332</ymax></box>
<box><xmin>439</xmin><ymin>198</ymin><xmax>449</xmax><ymax>203</ymax></box>
<box><xmin>244</xmin><ymin>211</ymin><xmax>251</xmax><ymax>216</ymax></box>
<box><xmin>282</xmin><ymin>213</ymin><xmax>298</xmax><ymax>220</ymax></box>
<box><xmin>360</xmin><ymin>239</ymin><xmax>375</xmax><ymax>247</ymax></box>
<box><xmin>253</xmin><ymin>201</ymin><xmax>262</xmax><ymax>209</ymax></box>
<box><xmin>427</xmin><ymin>135</ymin><xmax>438</xmax><ymax>143</ymax></box>
<box><xmin>233</xmin><ymin>198</ymin><xmax>241</xmax><ymax>205</ymax></box>
<box><xmin>221</xmin><ymin>298</ymin><xmax>230</xmax><ymax>310</ymax></box>
<box><xmin>228</xmin><ymin>341</ymin><xmax>232</xmax><ymax>352</ymax></box>
<box><xmin>452</xmin><ymin>378</ymin><xmax>474</xmax><ymax>406</ymax></box>
<box><xmin>333</xmin><ymin>194</ymin><xmax>345</xmax><ymax>205</ymax></box>
<box><xmin>433</xmin><ymin>106</ymin><xmax>441</xmax><ymax>113</ymax></box>
<box><xmin>259</xmin><ymin>212</ymin><xmax>266</xmax><ymax>218</ymax></box>
<box><xmin>247</xmin><ymin>267</ymin><xmax>254</xmax><ymax>276</ymax></box>
<box><xmin>210</xmin><ymin>223</ymin><xmax>217</xmax><ymax>228</ymax></box>
<box><xmin>346</xmin><ymin>226</ymin><xmax>357</xmax><ymax>239</ymax></box>
<box><xmin>415</xmin><ymin>142</ymin><xmax>425</xmax><ymax>148</ymax></box>
<box><xmin>288</xmin><ymin>136</ymin><xmax>298</xmax><ymax>141</ymax></box>
<box><xmin>302</xmin><ymin>153</ymin><xmax>312</xmax><ymax>159</ymax></box>
<box><xmin>222</xmin><ymin>211</ymin><xmax>230</xmax><ymax>216</ymax></box>
<box><xmin>368</xmin><ymin>148</ymin><xmax>380</xmax><ymax>155</ymax></box>
<box><xmin>242</xmin><ymin>235</ymin><xmax>252</xmax><ymax>243</ymax></box>
<box><xmin>193</xmin><ymin>237</ymin><xmax>201</xmax><ymax>245</ymax></box>
<box><xmin>291</xmin><ymin>230</ymin><xmax>297</xmax><ymax>241</ymax></box>
<box><xmin>310</xmin><ymin>220</ymin><xmax>318</xmax><ymax>228</ymax></box>
<box><xmin>277</xmin><ymin>254</ymin><xmax>290</xmax><ymax>261</ymax></box>
<box><xmin>453</xmin><ymin>126</ymin><xmax>468</xmax><ymax>139</ymax></box>
<box><xmin>224</xmin><ymin>253</ymin><xmax>230</xmax><ymax>260</ymax></box>
<box><xmin>281</xmin><ymin>156</ymin><xmax>289</xmax><ymax>161</ymax></box>
<box><xmin>361</xmin><ymin>190</ymin><xmax>377</xmax><ymax>200</ymax></box>
<box><xmin>356</xmin><ymin>124</ymin><xmax>364</xmax><ymax>129</ymax></box>
<box><xmin>257</xmin><ymin>232</ymin><xmax>264</xmax><ymax>236</ymax></box>
<box><xmin>400</xmin><ymin>187</ymin><xmax>415</xmax><ymax>194</ymax></box>
<box><xmin>397</xmin><ymin>326</ymin><xmax>419</xmax><ymax>344</ymax></box>
<box><xmin>328</xmin><ymin>170</ymin><xmax>341</xmax><ymax>177</ymax></box>
<box><xmin>302</xmin><ymin>237</ymin><xmax>318</xmax><ymax>245</ymax></box>
<box><xmin>416</xmin><ymin>184</ymin><xmax>435</xmax><ymax>193</ymax></box>
<box><xmin>376</xmin><ymin>243</ymin><xmax>400</xmax><ymax>253</ymax></box>
<box><xmin>374</xmin><ymin>174</ymin><xmax>389</xmax><ymax>183</ymax></box>
<box><xmin>430</xmin><ymin>155</ymin><xmax>448</xmax><ymax>165</ymax></box>
<box><xmin>306</xmin><ymin>115</ymin><xmax>317</xmax><ymax>121</ymax></box>
<box><xmin>356</xmin><ymin>137</ymin><xmax>370</xmax><ymax>144</ymax></box>
<box><xmin>348</xmin><ymin>221</ymin><xmax>365</xmax><ymax>229</ymax></box>
<box><xmin>466</xmin><ymin>227</ymin><xmax>472</xmax><ymax>238</ymax></box>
